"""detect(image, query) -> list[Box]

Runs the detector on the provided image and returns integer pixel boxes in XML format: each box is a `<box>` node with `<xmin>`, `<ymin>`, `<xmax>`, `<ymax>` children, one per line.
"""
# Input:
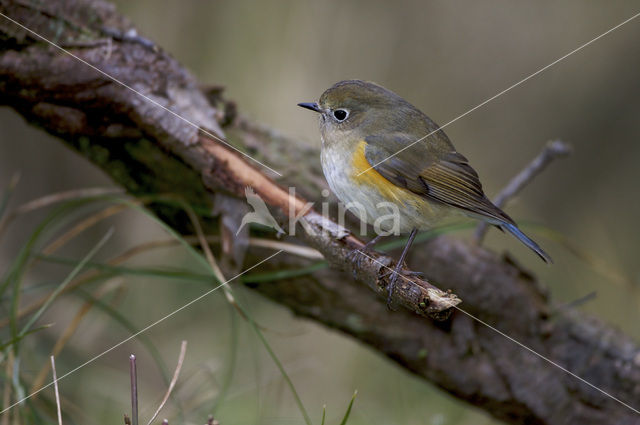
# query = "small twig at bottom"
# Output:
<box><xmin>129</xmin><ymin>355</ymin><xmax>138</xmax><ymax>425</ymax></box>
<box><xmin>50</xmin><ymin>356</ymin><xmax>63</xmax><ymax>425</ymax></box>
<box><xmin>475</xmin><ymin>139</ymin><xmax>571</xmax><ymax>243</ymax></box>
<box><xmin>146</xmin><ymin>341</ymin><xmax>188</xmax><ymax>425</ymax></box>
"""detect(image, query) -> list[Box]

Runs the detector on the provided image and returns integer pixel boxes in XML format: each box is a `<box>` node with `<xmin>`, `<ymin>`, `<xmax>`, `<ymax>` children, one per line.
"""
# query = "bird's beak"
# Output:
<box><xmin>297</xmin><ymin>102</ymin><xmax>322</xmax><ymax>113</ymax></box>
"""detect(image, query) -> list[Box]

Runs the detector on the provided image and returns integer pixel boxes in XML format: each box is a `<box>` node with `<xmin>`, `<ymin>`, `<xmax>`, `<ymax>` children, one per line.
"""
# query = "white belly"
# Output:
<box><xmin>321</xmin><ymin>143</ymin><xmax>449</xmax><ymax>234</ymax></box>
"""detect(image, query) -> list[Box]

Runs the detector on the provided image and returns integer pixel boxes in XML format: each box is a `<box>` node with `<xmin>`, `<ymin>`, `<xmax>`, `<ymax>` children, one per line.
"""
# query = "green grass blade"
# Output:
<box><xmin>241</xmin><ymin>303</ymin><xmax>313</xmax><ymax>425</ymax></box>
<box><xmin>241</xmin><ymin>261</ymin><xmax>328</xmax><ymax>283</ymax></box>
<box><xmin>100</xmin><ymin>198</ymin><xmax>215</xmax><ymax>273</ymax></box>
<box><xmin>2</xmin><ymin>197</ymin><xmax>112</xmax><ymax>345</ymax></box>
<box><xmin>38</xmin><ymin>254</ymin><xmax>328</xmax><ymax>286</ymax></box>
<box><xmin>18</xmin><ymin>228</ymin><xmax>114</xmax><ymax>339</ymax></box>
<box><xmin>0</xmin><ymin>324</ymin><xmax>52</xmax><ymax>351</ymax></box>
<box><xmin>1</xmin><ymin>196</ymin><xmax>119</xmax><ymax>293</ymax></box>
<box><xmin>211</xmin><ymin>304</ymin><xmax>239</xmax><ymax>415</ymax></box>
<box><xmin>36</xmin><ymin>254</ymin><xmax>215</xmax><ymax>286</ymax></box>
<box><xmin>338</xmin><ymin>390</ymin><xmax>358</xmax><ymax>425</ymax></box>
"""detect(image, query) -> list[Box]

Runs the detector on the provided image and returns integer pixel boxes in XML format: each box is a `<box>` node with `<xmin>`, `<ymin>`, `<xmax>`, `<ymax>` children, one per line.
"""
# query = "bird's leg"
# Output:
<box><xmin>386</xmin><ymin>228</ymin><xmax>418</xmax><ymax>309</ymax></box>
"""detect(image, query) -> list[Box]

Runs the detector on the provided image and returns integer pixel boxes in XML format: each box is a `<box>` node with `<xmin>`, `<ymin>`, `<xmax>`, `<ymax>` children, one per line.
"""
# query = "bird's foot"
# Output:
<box><xmin>346</xmin><ymin>247</ymin><xmax>367</xmax><ymax>264</ymax></box>
<box><xmin>346</xmin><ymin>247</ymin><xmax>375</xmax><ymax>278</ymax></box>
<box><xmin>385</xmin><ymin>261</ymin><xmax>405</xmax><ymax>310</ymax></box>
<box><xmin>346</xmin><ymin>234</ymin><xmax>385</xmax><ymax>278</ymax></box>
<box><xmin>384</xmin><ymin>228</ymin><xmax>420</xmax><ymax>310</ymax></box>
<box><xmin>382</xmin><ymin>265</ymin><xmax>423</xmax><ymax>310</ymax></box>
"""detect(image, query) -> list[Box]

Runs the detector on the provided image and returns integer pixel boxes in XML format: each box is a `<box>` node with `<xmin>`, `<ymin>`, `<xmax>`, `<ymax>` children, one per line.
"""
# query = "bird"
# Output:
<box><xmin>298</xmin><ymin>80</ymin><xmax>551</xmax><ymax>306</ymax></box>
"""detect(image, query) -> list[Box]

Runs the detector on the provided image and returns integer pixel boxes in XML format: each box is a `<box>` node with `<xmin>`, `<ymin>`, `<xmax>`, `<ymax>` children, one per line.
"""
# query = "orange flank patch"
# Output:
<box><xmin>350</xmin><ymin>140</ymin><xmax>410</xmax><ymax>204</ymax></box>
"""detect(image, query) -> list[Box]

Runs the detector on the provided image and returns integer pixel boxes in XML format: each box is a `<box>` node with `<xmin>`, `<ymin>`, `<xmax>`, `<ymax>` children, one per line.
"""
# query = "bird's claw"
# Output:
<box><xmin>346</xmin><ymin>235</ymin><xmax>385</xmax><ymax>278</ymax></box>
<box><xmin>346</xmin><ymin>246</ymin><xmax>380</xmax><ymax>278</ymax></box>
<box><xmin>385</xmin><ymin>267</ymin><xmax>402</xmax><ymax>310</ymax></box>
<box><xmin>346</xmin><ymin>249</ymin><xmax>363</xmax><ymax>278</ymax></box>
<box><xmin>383</xmin><ymin>266</ymin><xmax>423</xmax><ymax>310</ymax></box>
<box><xmin>346</xmin><ymin>248</ymin><xmax>364</xmax><ymax>263</ymax></box>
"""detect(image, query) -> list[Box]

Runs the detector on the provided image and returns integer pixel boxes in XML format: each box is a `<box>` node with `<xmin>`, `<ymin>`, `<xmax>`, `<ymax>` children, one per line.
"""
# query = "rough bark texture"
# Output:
<box><xmin>1</xmin><ymin>1</ymin><xmax>639</xmax><ymax>424</ymax></box>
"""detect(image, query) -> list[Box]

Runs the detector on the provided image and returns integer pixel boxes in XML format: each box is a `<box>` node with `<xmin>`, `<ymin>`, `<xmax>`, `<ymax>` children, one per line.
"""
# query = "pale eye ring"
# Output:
<box><xmin>333</xmin><ymin>109</ymin><xmax>349</xmax><ymax>122</ymax></box>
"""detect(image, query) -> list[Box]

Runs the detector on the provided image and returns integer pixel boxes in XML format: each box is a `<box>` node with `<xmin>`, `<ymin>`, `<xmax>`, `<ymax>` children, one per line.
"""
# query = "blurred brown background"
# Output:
<box><xmin>1</xmin><ymin>1</ymin><xmax>639</xmax><ymax>424</ymax></box>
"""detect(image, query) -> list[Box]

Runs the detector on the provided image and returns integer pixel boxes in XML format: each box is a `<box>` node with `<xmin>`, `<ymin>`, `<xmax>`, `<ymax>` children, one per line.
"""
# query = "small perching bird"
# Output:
<box><xmin>299</xmin><ymin>80</ymin><xmax>551</xmax><ymax>305</ymax></box>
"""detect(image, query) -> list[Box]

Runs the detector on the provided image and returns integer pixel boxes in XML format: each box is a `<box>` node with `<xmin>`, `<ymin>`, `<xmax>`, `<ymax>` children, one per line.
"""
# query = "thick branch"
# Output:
<box><xmin>1</xmin><ymin>1</ymin><xmax>639</xmax><ymax>424</ymax></box>
<box><xmin>0</xmin><ymin>0</ymin><xmax>458</xmax><ymax>319</ymax></box>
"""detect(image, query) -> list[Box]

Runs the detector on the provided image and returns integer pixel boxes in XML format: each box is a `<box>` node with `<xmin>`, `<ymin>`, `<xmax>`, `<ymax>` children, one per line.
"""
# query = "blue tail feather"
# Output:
<box><xmin>500</xmin><ymin>222</ymin><xmax>552</xmax><ymax>264</ymax></box>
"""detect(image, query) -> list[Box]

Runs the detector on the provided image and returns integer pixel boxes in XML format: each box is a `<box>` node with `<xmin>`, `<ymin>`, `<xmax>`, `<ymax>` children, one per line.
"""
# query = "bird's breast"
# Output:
<box><xmin>321</xmin><ymin>139</ymin><xmax>447</xmax><ymax>232</ymax></box>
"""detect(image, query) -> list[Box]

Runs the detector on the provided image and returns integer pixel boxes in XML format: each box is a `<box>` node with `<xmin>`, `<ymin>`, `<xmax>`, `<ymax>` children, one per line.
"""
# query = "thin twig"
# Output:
<box><xmin>146</xmin><ymin>341</ymin><xmax>188</xmax><ymax>425</ymax></box>
<box><xmin>474</xmin><ymin>139</ymin><xmax>572</xmax><ymax>243</ymax></box>
<box><xmin>182</xmin><ymin>205</ymin><xmax>226</xmax><ymax>284</ymax></box>
<box><xmin>129</xmin><ymin>354</ymin><xmax>138</xmax><ymax>425</ymax></box>
<box><xmin>178</xmin><ymin>203</ymin><xmax>244</xmax><ymax>325</ymax></box>
<box><xmin>50</xmin><ymin>356</ymin><xmax>63</xmax><ymax>425</ymax></box>
<box><xmin>247</xmin><ymin>238</ymin><xmax>322</xmax><ymax>260</ymax></box>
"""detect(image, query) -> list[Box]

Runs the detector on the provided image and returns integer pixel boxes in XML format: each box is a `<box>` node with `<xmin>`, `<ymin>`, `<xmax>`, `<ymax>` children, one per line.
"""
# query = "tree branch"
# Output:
<box><xmin>1</xmin><ymin>1</ymin><xmax>639</xmax><ymax>424</ymax></box>
<box><xmin>0</xmin><ymin>0</ymin><xmax>458</xmax><ymax>319</ymax></box>
<box><xmin>474</xmin><ymin>140</ymin><xmax>572</xmax><ymax>243</ymax></box>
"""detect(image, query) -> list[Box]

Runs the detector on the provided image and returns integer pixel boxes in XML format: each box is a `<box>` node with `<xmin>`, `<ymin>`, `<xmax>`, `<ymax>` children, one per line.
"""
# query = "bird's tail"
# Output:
<box><xmin>500</xmin><ymin>222</ymin><xmax>552</xmax><ymax>264</ymax></box>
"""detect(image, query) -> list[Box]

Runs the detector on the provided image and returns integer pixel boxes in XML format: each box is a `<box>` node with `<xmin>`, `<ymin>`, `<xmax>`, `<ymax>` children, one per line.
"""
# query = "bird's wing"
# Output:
<box><xmin>364</xmin><ymin>133</ymin><xmax>514</xmax><ymax>224</ymax></box>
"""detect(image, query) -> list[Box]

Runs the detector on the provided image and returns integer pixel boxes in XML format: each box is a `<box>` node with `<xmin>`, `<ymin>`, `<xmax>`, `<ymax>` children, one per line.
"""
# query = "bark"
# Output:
<box><xmin>1</xmin><ymin>1</ymin><xmax>639</xmax><ymax>424</ymax></box>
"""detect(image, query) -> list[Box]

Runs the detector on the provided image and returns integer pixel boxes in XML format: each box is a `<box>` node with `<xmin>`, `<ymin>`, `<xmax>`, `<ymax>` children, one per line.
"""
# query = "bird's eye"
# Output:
<box><xmin>333</xmin><ymin>109</ymin><xmax>349</xmax><ymax>122</ymax></box>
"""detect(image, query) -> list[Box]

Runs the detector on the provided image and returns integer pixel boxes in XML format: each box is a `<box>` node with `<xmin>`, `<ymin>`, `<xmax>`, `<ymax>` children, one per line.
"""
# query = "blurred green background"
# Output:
<box><xmin>1</xmin><ymin>1</ymin><xmax>639</xmax><ymax>424</ymax></box>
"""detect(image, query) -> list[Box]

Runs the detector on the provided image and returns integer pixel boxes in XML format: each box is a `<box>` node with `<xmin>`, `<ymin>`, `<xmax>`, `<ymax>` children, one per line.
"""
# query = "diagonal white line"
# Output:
<box><xmin>0</xmin><ymin>250</ymin><xmax>283</xmax><ymax>416</ymax></box>
<box><xmin>358</xmin><ymin>10</ymin><xmax>640</xmax><ymax>176</ymax></box>
<box><xmin>0</xmin><ymin>13</ymin><xmax>282</xmax><ymax>177</ymax></box>
<box><xmin>356</xmin><ymin>249</ymin><xmax>640</xmax><ymax>416</ymax></box>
